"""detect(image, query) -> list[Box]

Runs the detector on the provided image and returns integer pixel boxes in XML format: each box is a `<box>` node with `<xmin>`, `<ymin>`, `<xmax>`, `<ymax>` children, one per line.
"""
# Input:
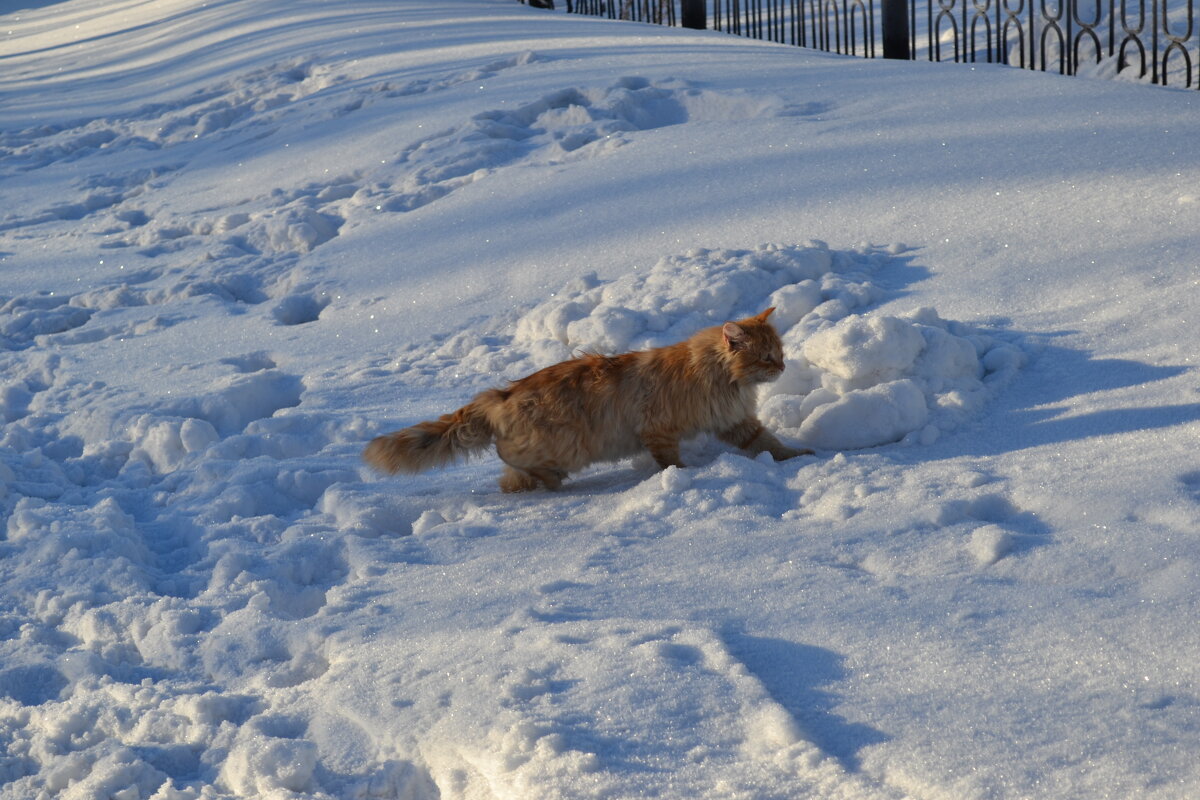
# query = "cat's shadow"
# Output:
<box><xmin>525</xmin><ymin>439</ymin><xmax>769</xmax><ymax>497</ymax></box>
<box><xmin>551</xmin><ymin>466</ymin><xmax>651</xmax><ymax>496</ymax></box>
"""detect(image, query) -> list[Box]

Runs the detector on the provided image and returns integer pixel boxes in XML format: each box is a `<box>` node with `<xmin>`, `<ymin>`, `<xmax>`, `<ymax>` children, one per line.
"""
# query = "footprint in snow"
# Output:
<box><xmin>372</xmin><ymin>50</ymin><xmax>542</xmax><ymax>99</ymax></box>
<box><xmin>272</xmin><ymin>291</ymin><xmax>330</xmax><ymax>326</ymax></box>
<box><xmin>361</xmin><ymin>76</ymin><xmax>800</xmax><ymax>216</ymax></box>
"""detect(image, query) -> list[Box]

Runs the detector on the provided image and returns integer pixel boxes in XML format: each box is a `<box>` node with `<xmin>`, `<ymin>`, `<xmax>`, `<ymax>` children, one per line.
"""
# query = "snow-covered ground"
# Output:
<box><xmin>3</xmin><ymin>0</ymin><xmax>1200</xmax><ymax>797</ymax></box>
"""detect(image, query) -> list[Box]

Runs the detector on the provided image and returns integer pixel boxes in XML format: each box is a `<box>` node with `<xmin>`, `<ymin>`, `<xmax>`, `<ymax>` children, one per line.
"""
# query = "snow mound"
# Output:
<box><xmin>763</xmin><ymin>308</ymin><xmax>1025</xmax><ymax>449</ymax></box>
<box><xmin>219</xmin><ymin>719</ymin><xmax>319</xmax><ymax>795</ymax></box>
<box><xmin>126</xmin><ymin>415</ymin><xmax>220</xmax><ymax>474</ymax></box>
<box><xmin>514</xmin><ymin>242</ymin><xmax>859</xmax><ymax>356</ymax></box>
<box><xmin>505</xmin><ymin>243</ymin><xmax>1024</xmax><ymax>451</ymax></box>
<box><xmin>164</xmin><ymin>370</ymin><xmax>304</xmax><ymax>437</ymax></box>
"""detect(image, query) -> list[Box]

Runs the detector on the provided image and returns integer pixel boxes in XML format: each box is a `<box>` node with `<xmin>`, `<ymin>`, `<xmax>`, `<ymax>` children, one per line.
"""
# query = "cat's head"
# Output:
<box><xmin>721</xmin><ymin>308</ymin><xmax>786</xmax><ymax>384</ymax></box>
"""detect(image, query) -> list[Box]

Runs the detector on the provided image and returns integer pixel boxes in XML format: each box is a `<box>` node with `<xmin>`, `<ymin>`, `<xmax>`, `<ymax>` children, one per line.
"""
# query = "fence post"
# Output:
<box><xmin>681</xmin><ymin>0</ymin><xmax>707</xmax><ymax>28</ymax></box>
<box><xmin>881</xmin><ymin>0</ymin><xmax>911</xmax><ymax>59</ymax></box>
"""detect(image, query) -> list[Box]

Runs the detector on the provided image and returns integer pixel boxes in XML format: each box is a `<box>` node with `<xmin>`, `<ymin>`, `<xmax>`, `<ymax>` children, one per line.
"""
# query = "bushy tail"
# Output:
<box><xmin>363</xmin><ymin>391</ymin><xmax>500</xmax><ymax>475</ymax></box>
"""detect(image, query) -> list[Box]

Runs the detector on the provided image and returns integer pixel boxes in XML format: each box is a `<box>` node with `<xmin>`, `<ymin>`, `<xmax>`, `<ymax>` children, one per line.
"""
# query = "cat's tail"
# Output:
<box><xmin>363</xmin><ymin>390</ymin><xmax>501</xmax><ymax>474</ymax></box>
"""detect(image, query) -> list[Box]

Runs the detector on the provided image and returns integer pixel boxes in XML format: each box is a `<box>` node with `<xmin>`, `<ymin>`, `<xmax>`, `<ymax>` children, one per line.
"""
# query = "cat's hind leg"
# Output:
<box><xmin>499</xmin><ymin>466</ymin><xmax>539</xmax><ymax>493</ymax></box>
<box><xmin>495</xmin><ymin>435</ymin><xmax>569</xmax><ymax>491</ymax></box>
<box><xmin>498</xmin><ymin>465</ymin><xmax>567</xmax><ymax>492</ymax></box>
<box><xmin>528</xmin><ymin>467</ymin><xmax>566</xmax><ymax>491</ymax></box>
<box><xmin>640</xmin><ymin>429</ymin><xmax>684</xmax><ymax>469</ymax></box>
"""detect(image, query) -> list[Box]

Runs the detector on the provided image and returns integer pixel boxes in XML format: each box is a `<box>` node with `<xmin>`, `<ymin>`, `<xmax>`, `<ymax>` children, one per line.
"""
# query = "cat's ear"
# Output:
<box><xmin>755</xmin><ymin>307</ymin><xmax>776</xmax><ymax>322</ymax></box>
<box><xmin>722</xmin><ymin>322</ymin><xmax>749</xmax><ymax>350</ymax></box>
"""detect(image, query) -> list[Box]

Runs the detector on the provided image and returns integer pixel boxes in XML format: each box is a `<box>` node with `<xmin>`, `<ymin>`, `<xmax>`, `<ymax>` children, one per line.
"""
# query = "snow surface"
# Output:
<box><xmin>2</xmin><ymin>0</ymin><xmax>1200</xmax><ymax>798</ymax></box>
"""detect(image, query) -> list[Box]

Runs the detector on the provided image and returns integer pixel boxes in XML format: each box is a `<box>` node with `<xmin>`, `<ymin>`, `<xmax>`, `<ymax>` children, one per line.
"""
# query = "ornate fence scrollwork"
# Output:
<box><xmin>1072</xmin><ymin>0</ymin><xmax>1105</xmax><ymax>71</ymax></box>
<box><xmin>1117</xmin><ymin>0</ymin><xmax>1151</xmax><ymax>77</ymax></box>
<box><xmin>932</xmin><ymin>0</ymin><xmax>962</xmax><ymax>61</ymax></box>
<box><xmin>709</xmin><ymin>0</ymin><xmax>878</xmax><ymax>52</ymax></box>
<box><xmin>849</xmin><ymin>0</ymin><xmax>878</xmax><ymax>56</ymax></box>
<box><xmin>1039</xmin><ymin>0</ymin><xmax>1067</xmax><ymax>74</ymax></box>
<box><xmin>565</xmin><ymin>0</ymin><xmax>675</xmax><ymax>22</ymax></box>
<box><xmin>998</xmin><ymin>0</ymin><xmax>1029</xmax><ymax>67</ymax></box>
<box><xmin>1161</xmin><ymin>0</ymin><xmax>1196</xmax><ymax>85</ymax></box>
<box><xmin>558</xmin><ymin>0</ymin><xmax>1199</xmax><ymax>90</ymax></box>
<box><xmin>965</xmin><ymin>0</ymin><xmax>996</xmax><ymax>64</ymax></box>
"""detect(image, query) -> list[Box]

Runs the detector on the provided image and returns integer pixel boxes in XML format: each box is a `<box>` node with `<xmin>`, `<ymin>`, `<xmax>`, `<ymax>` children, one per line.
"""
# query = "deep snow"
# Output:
<box><xmin>2</xmin><ymin>0</ymin><xmax>1200</xmax><ymax>798</ymax></box>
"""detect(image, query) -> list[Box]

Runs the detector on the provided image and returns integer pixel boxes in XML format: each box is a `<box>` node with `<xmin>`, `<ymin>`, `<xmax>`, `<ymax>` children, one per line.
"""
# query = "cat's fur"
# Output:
<box><xmin>364</xmin><ymin>307</ymin><xmax>810</xmax><ymax>492</ymax></box>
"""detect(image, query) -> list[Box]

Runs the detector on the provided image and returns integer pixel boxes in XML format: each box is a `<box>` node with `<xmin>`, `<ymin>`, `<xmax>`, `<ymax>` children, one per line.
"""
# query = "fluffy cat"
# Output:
<box><xmin>363</xmin><ymin>307</ymin><xmax>810</xmax><ymax>492</ymax></box>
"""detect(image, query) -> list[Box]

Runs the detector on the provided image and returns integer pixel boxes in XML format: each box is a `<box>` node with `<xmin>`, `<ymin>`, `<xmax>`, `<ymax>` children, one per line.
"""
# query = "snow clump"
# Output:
<box><xmin>762</xmin><ymin>307</ymin><xmax>1025</xmax><ymax>449</ymax></box>
<box><xmin>513</xmin><ymin>242</ymin><xmax>864</xmax><ymax>358</ymax></box>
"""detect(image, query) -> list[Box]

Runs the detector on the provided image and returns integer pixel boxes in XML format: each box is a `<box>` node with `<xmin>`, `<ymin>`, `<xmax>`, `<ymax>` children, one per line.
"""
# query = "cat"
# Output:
<box><xmin>363</xmin><ymin>307</ymin><xmax>811</xmax><ymax>492</ymax></box>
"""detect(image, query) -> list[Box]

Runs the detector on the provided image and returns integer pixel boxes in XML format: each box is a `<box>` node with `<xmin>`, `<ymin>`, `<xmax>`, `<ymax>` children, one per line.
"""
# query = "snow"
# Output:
<box><xmin>2</xmin><ymin>0</ymin><xmax>1200</xmax><ymax>798</ymax></box>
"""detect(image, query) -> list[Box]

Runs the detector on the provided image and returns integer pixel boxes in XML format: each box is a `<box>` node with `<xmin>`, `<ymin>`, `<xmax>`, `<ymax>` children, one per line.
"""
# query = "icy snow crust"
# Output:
<box><xmin>3</xmin><ymin>0</ymin><xmax>1200</xmax><ymax>798</ymax></box>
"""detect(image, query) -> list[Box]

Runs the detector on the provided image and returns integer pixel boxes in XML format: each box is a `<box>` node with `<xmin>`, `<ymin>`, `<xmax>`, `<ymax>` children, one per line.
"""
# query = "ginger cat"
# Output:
<box><xmin>364</xmin><ymin>308</ymin><xmax>810</xmax><ymax>492</ymax></box>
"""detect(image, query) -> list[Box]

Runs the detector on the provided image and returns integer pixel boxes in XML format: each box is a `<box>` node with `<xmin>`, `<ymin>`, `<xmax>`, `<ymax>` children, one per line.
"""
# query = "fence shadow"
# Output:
<box><xmin>947</xmin><ymin>339</ymin><xmax>1197</xmax><ymax>458</ymax></box>
<box><xmin>720</xmin><ymin>628</ymin><xmax>888</xmax><ymax>771</ymax></box>
<box><xmin>5</xmin><ymin>0</ymin><xmax>72</xmax><ymax>10</ymax></box>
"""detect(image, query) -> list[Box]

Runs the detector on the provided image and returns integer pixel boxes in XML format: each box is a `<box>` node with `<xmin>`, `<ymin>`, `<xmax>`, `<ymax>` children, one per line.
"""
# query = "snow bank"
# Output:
<box><xmin>508</xmin><ymin>242</ymin><xmax>1023</xmax><ymax>450</ymax></box>
<box><xmin>766</xmin><ymin>308</ymin><xmax>1025</xmax><ymax>449</ymax></box>
<box><xmin>513</xmin><ymin>242</ymin><xmax>846</xmax><ymax>354</ymax></box>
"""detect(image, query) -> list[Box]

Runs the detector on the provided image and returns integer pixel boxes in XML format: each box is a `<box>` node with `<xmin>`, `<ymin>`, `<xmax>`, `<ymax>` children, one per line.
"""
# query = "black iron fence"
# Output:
<box><xmin>569</xmin><ymin>0</ymin><xmax>678</xmax><ymax>23</ymax></box>
<box><xmin>523</xmin><ymin>0</ymin><xmax>1199</xmax><ymax>89</ymax></box>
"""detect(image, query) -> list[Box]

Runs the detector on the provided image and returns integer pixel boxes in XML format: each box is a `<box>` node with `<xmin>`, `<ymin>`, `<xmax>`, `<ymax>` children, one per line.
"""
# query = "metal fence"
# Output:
<box><xmin>569</xmin><ymin>0</ymin><xmax>678</xmax><ymax>24</ymax></box>
<box><xmin>527</xmin><ymin>0</ymin><xmax>1199</xmax><ymax>89</ymax></box>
